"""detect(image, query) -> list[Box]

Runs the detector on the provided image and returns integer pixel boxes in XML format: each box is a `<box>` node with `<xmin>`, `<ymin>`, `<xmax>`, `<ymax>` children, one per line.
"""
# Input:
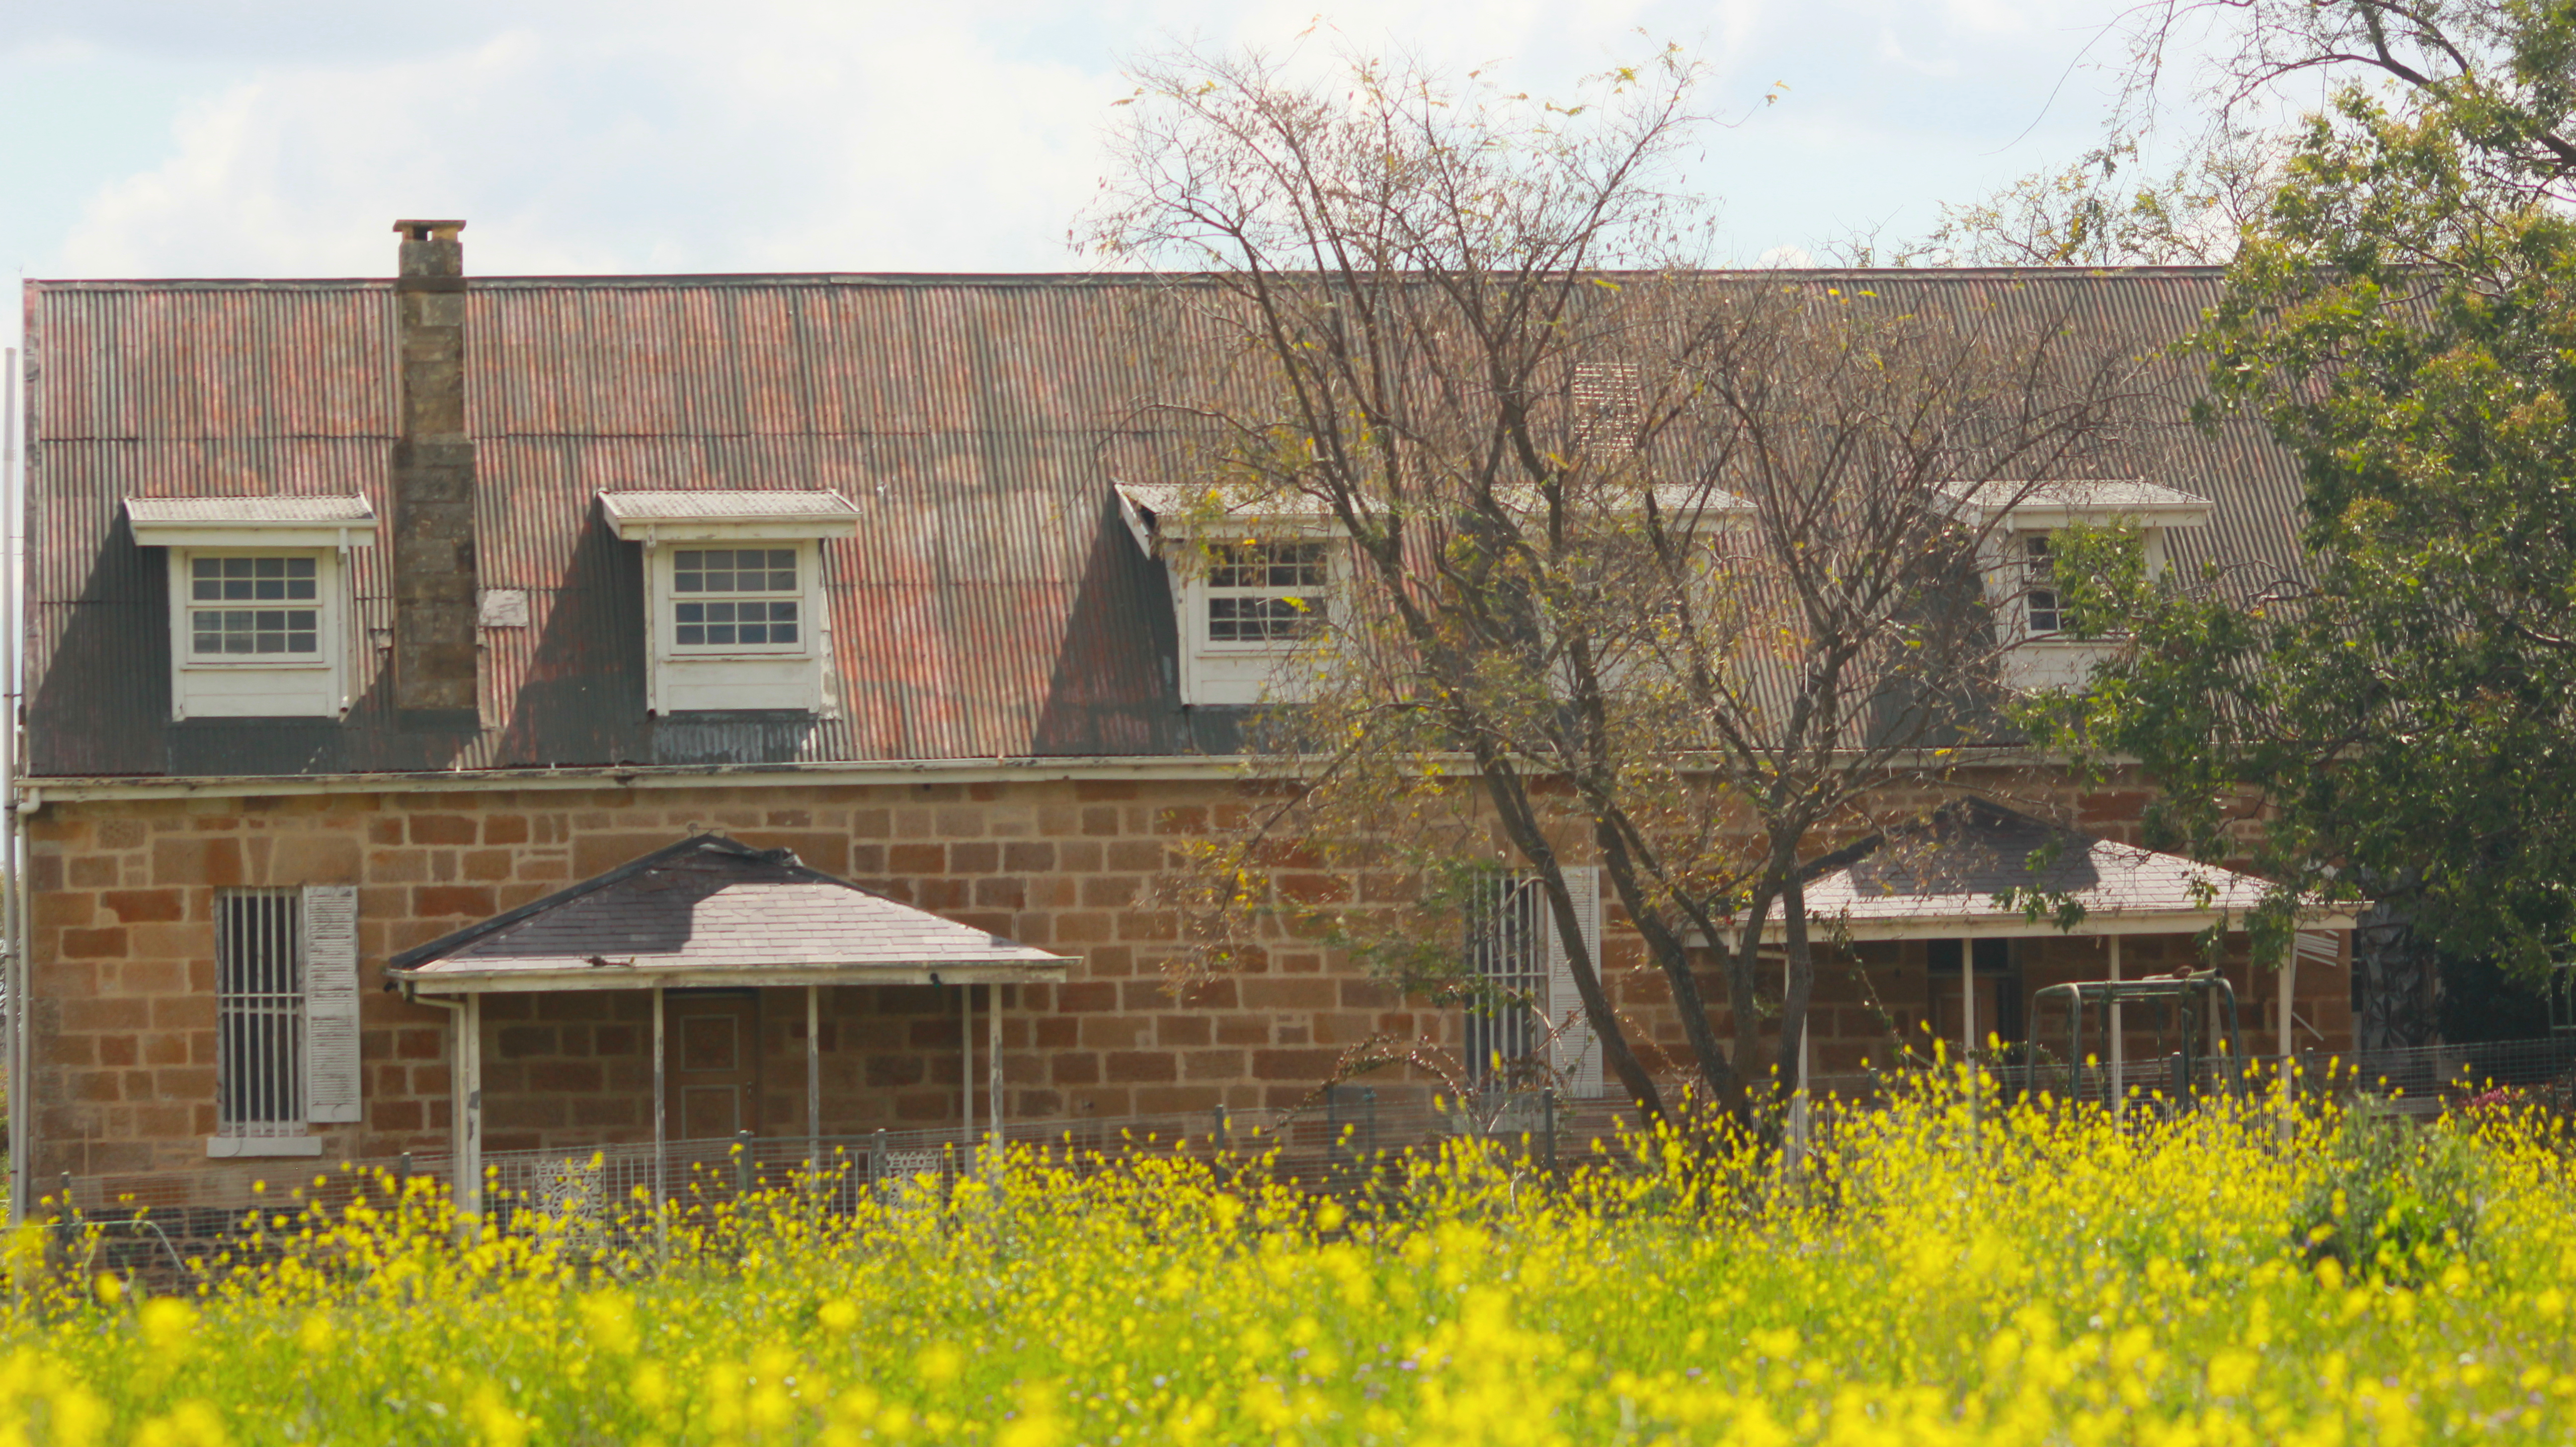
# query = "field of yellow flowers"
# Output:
<box><xmin>1</xmin><ymin>1087</ymin><xmax>2570</xmax><ymax>1445</ymax></box>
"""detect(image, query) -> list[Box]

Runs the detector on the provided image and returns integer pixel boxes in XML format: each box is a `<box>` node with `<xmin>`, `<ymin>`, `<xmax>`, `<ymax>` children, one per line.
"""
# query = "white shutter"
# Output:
<box><xmin>302</xmin><ymin>884</ymin><xmax>363</xmax><ymax>1123</ymax></box>
<box><xmin>1544</xmin><ymin>866</ymin><xmax>1606</xmax><ymax>1097</ymax></box>
<box><xmin>2294</xmin><ymin>930</ymin><xmax>2343</xmax><ymax>968</ymax></box>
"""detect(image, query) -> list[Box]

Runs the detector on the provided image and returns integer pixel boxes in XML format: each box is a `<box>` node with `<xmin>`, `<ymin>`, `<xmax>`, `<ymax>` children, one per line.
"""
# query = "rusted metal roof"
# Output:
<box><xmin>19</xmin><ymin>267</ymin><xmax>2314</xmax><ymax>778</ymax></box>
<box><xmin>387</xmin><ymin>834</ymin><xmax>1071</xmax><ymax>992</ymax></box>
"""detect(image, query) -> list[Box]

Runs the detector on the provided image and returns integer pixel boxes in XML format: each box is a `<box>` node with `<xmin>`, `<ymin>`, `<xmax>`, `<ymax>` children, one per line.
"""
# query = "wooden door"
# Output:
<box><xmin>666</xmin><ymin>995</ymin><xmax>760</xmax><ymax>1140</ymax></box>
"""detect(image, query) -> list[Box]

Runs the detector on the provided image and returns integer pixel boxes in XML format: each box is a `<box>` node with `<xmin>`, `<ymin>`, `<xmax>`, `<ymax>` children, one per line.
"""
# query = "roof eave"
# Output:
<box><xmin>1741</xmin><ymin>905</ymin><xmax>2359</xmax><ymax>943</ymax></box>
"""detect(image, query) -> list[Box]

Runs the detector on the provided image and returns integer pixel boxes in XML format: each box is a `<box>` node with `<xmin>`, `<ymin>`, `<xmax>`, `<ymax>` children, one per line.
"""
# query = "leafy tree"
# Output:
<box><xmin>1091</xmin><ymin>42</ymin><xmax>2153</xmax><ymax>1121</ymax></box>
<box><xmin>2025</xmin><ymin>2</ymin><xmax>2576</xmax><ymax>984</ymax></box>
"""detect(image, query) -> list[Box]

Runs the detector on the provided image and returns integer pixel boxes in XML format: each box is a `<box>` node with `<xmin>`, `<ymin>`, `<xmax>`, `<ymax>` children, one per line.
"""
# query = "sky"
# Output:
<box><xmin>0</xmin><ymin>0</ymin><xmax>2174</xmax><ymax>374</ymax></box>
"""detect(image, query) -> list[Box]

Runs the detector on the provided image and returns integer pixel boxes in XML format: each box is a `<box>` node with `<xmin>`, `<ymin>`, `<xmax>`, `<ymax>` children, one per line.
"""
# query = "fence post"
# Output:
<box><xmin>1362</xmin><ymin>1088</ymin><xmax>1378</xmax><ymax>1163</ymax></box>
<box><xmin>56</xmin><ymin>1173</ymin><xmax>70</xmax><ymax>1219</ymax></box>
<box><xmin>734</xmin><ymin>1130</ymin><xmax>753</xmax><ymax>1195</ymax></box>
<box><xmin>396</xmin><ymin>1152</ymin><xmax>412</xmax><ymax>1199</ymax></box>
<box><xmin>1212</xmin><ymin>1104</ymin><xmax>1229</xmax><ymax>1155</ymax></box>
<box><xmin>1542</xmin><ymin>1088</ymin><xmax>1558</xmax><ymax>1178</ymax></box>
<box><xmin>870</xmin><ymin>1128</ymin><xmax>889</xmax><ymax>1195</ymax></box>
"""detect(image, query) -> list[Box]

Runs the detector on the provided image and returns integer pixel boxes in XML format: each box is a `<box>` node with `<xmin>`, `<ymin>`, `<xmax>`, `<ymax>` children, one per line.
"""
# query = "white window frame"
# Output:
<box><xmin>205</xmin><ymin>886</ymin><xmax>358</xmax><ymax>1158</ymax></box>
<box><xmin>163</xmin><ymin>547</ymin><xmax>353</xmax><ymax>720</ymax></box>
<box><xmin>638</xmin><ymin>538</ymin><xmax>827</xmax><ymax>712</ymax></box>
<box><xmin>665</xmin><ymin>545</ymin><xmax>812</xmax><ymax>656</ymax></box>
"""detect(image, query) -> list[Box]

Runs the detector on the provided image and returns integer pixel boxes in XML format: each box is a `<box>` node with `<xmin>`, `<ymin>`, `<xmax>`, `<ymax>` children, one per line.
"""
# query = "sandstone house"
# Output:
<box><xmin>4</xmin><ymin>223</ymin><xmax>2360</xmax><ymax>1210</ymax></box>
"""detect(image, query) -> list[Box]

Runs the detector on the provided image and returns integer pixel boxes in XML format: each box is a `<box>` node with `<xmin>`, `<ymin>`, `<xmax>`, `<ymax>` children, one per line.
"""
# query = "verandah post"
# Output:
<box><xmin>805</xmin><ymin>983</ymin><xmax>822</xmax><ymax>1190</ymax></box>
<box><xmin>652</xmin><ymin>986</ymin><xmax>667</xmax><ymax>1271</ymax></box>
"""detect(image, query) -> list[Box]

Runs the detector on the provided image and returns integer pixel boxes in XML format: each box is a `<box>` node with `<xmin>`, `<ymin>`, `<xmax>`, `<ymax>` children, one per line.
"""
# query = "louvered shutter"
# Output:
<box><xmin>302</xmin><ymin>884</ymin><xmax>363</xmax><ymax>1123</ymax></box>
<box><xmin>1544</xmin><ymin>866</ymin><xmax>1606</xmax><ymax>1097</ymax></box>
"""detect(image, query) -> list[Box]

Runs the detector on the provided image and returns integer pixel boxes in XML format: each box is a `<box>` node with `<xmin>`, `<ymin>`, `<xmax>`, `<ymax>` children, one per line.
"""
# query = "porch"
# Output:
<box><xmin>1755</xmin><ymin>801</ymin><xmax>2360</xmax><ymax>1101</ymax></box>
<box><xmin>383</xmin><ymin>834</ymin><xmax>1073</xmax><ymax>1212</ymax></box>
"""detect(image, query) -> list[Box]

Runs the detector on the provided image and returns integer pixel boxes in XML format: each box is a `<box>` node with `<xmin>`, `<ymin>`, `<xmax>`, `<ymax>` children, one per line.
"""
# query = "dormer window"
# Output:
<box><xmin>1113</xmin><ymin>484</ymin><xmax>1348</xmax><ymax>706</ymax></box>
<box><xmin>1944</xmin><ymin>480</ymin><xmax>2213</xmax><ymax>691</ymax></box>
<box><xmin>599</xmin><ymin>490</ymin><xmax>861</xmax><ymax>715</ymax></box>
<box><xmin>125</xmin><ymin>496</ymin><xmax>375</xmax><ymax>720</ymax></box>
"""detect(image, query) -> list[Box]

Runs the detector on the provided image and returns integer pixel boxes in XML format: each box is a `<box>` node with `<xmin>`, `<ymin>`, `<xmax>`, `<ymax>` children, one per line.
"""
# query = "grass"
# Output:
<box><xmin>1</xmin><ymin>1084</ymin><xmax>2572</xmax><ymax>1444</ymax></box>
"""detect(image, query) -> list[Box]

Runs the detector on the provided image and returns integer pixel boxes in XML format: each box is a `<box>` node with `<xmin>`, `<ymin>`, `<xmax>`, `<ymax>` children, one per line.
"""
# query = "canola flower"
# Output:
<box><xmin>0</xmin><ymin>1082</ymin><xmax>2568</xmax><ymax>1445</ymax></box>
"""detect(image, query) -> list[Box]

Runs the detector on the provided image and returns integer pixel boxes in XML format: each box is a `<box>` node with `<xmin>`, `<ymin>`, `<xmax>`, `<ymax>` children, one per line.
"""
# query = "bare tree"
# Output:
<box><xmin>1093</xmin><ymin>43</ymin><xmax>2155</xmax><ymax>1123</ymax></box>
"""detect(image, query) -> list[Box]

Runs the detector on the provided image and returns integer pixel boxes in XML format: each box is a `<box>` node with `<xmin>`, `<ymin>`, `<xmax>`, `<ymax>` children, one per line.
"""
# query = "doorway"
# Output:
<box><xmin>665</xmin><ymin>992</ymin><xmax>761</xmax><ymax>1140</ymax></box>
<box><xmin>1927</xmin><ymin>938</ymin><xmax>2021</xmax><ymax>1050</ymax></box>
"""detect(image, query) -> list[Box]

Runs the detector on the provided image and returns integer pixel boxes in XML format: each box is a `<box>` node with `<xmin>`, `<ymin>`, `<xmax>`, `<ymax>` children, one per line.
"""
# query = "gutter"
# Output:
<box><xmin>19</xmin><ymin>743</ymin><xmax>2138</xmax><ymax>804</ymax></box>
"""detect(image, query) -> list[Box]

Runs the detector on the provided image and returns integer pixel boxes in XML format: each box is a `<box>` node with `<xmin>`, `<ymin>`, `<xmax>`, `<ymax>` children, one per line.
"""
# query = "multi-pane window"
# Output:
<box><xmin>2023</xmin><ymin>535</ymin><xmax>2068</xmax><ymax>636</ymax></box>
<box><xmin>189</xmin><ymin>556</ymin><xmax>320</xmax><ymax>657</ymax></box>
<box><xmin>1463</xmin><ymin>875</ymin><xmax>1549</xmax><ymax>1087</ymax></box>
<box><xmin>672</xmin><ymin>548</ymin><xmax>801</xmax><ymax>649</ymax></box>
<box><xmin>217</xmin><ymin>889</ymin><xmax>305</xmax><ymax>1137</ymax></box>
<box><xmin>1205</xmin><ymin>541</ymin><xmax>1330</xmax><ymax>643</ymax></box>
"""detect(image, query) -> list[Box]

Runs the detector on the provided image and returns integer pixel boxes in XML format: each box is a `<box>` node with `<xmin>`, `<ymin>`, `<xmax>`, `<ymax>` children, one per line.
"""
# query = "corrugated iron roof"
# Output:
<box><xmin>20</xmin><ymin>267</ymin><xmax>2315</xmax><ymax>778</ymax></box>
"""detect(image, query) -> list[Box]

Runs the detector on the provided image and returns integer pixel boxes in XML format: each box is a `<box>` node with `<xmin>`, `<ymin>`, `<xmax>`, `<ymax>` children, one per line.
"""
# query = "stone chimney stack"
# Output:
<box><xmin>390</xmin><ymin>219</ymin><xmax>479</xmax><ymax>720</ymax></box>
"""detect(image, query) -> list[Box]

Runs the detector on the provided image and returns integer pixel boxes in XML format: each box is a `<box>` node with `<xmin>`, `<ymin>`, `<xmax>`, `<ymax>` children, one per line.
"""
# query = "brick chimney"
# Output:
<box><xmin>390</xmin><ymin>219</ymin><xmax>479</xmax><ymax>720</ymax></box>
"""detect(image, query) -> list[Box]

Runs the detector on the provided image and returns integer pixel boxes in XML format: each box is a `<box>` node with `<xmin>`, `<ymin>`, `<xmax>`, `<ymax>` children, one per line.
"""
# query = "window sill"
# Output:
<box><xmin>205</xmin><ymin>1134</ymin><xmax>323</xmax><ymax>1158</ymax></box>
<box><xmin>181</xmin><ymin>660</ymin><xmax>332</xmax><ymax>671</ymax></box>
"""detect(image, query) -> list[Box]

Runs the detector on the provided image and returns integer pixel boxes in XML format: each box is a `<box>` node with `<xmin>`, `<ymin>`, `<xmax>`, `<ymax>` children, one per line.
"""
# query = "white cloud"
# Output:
<box><xmin>27</xmin><ymin>0</ymin><xmax>2143</xmax><ymax>280</ymax></box>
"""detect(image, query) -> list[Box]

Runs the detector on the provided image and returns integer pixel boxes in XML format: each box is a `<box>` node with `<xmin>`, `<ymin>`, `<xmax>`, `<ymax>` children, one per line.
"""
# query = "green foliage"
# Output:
<box><xmin>2290</xmin><ymin>1110</ymin><xmax>2485</xmax><ymax>1283</ymax></box>
<box><xmin>2028</xmin><ymin>44</ymin><xmax>2576</xmax><ymax>982</ymax></box>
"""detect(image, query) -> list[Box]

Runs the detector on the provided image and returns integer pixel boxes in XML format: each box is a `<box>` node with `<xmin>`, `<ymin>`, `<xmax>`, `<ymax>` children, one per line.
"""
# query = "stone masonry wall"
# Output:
<box><xmin>21</xmin><ymin>772</ymin><xmax>2356</xmax><ymax>1186</ymax></box>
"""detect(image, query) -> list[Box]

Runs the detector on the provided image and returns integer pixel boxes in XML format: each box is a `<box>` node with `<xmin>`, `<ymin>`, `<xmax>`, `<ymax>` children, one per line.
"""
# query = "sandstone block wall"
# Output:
<box><xmin>20</xmin><ymin>772</ymin><xmax>2355</xmax><ymax>1183</ymax></box>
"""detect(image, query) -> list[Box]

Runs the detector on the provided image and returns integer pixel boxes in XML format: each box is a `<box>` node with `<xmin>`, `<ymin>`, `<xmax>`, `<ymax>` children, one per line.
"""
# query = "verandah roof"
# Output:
<box><xmin>386</xmin><ymin>834</ymin><xmax>1073</xmax><ymax>994</ymax></box>
<box><xmin>1772</xmin><ymin>799</ymin><xmax>2357</xmax><ymax>942</ymax></box>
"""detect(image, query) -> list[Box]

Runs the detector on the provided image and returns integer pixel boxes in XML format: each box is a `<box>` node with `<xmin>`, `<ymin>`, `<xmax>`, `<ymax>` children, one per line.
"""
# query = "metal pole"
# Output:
<box><xmin>1962</xmin><ymin>939</ymin><xmax>1978</xmax><ymax>1137</ymax></box>
<box><xmin>805</xmin><ymin>983</ymin><xmax>821</xmax><ymax>1176</ymax></box>
<box><xmin>987</xmin><ymin>981</ymin><xmax>1003</xmax><ymax>1166</ymax></box>
<box><xmin>3</xmin><ymin>346</ymin><xmax>26</xmax><ymax>1231</ymax></box>
<box><xmin>2109</xmin><ymin>936</ymin><xmax>2125</xmax><ymax>1120</ymax></box>
<box><xmin>2278</xmin><ymin>945</ymin><xmax>2297</xmax><ymax>1142</ymax></box>
<box><xmin>651</xmin><ymin>986</ymin><xmax>667</xmax><ymax>1270</ymax></box>
<box><xmin>461</xmin><ymin>994</ymin><xmax>483</xmax><ymax>1222</ymax></box>
<box><xmin>960</xmin><ymin>982</ymin><xmax>974</xmax><ymax>1148</ymax></box>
